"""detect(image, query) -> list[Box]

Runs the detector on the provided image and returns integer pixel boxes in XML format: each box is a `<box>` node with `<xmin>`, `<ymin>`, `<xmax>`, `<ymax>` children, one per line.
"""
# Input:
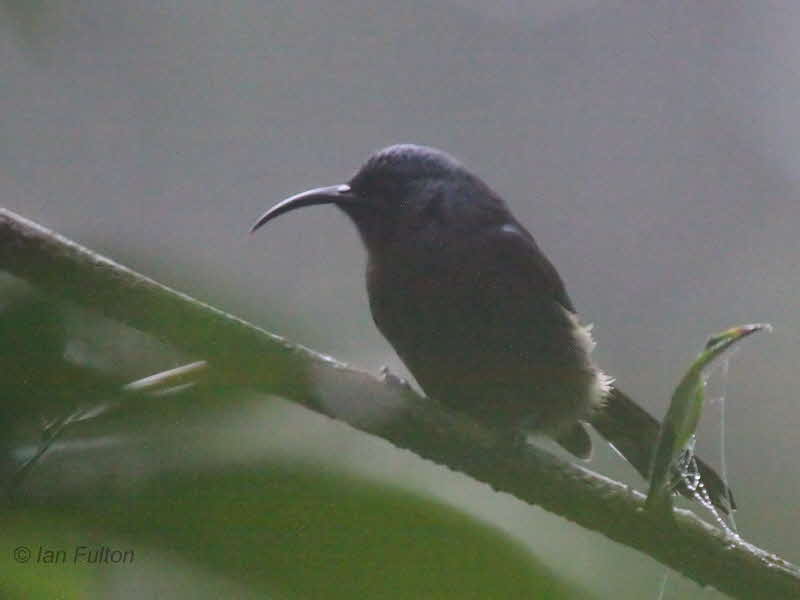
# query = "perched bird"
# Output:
<box><xmin>251</xmin><ymin>144</ymin><xmax>734</xmax><ymax>513</ymax></box>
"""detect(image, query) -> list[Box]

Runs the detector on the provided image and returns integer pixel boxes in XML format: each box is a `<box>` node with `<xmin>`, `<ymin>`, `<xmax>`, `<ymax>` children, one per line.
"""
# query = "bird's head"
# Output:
<box><xmin>250</xmin><ymin>144</ymin><xmax>510</xmax><ymax>252</ymax></box>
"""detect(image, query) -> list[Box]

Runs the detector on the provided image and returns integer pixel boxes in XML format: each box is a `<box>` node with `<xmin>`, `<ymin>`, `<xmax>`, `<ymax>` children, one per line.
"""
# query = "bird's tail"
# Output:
<box><xmin>590</xmin><ymin>387</ymin><xmax>735</xmax><ymax>515</ymax></box>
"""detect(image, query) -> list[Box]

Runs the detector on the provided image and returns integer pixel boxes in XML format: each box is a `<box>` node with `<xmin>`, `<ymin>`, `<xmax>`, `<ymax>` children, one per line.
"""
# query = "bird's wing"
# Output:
<box><xmin>476</xmin><ymin>220</ymin><xmax>577</xmax><ymax>314</ymax></box>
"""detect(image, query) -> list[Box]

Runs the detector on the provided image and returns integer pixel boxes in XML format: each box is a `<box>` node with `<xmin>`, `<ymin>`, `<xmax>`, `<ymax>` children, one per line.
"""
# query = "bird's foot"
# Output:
<box><xmin>379</xmin><ymin>365</ymin><xmax>411</xmax><ymax>391</ymax></box>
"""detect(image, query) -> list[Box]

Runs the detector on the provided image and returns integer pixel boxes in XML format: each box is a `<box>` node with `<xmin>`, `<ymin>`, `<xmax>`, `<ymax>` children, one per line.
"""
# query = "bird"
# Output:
<box><xmin>250</xmin><ymin>143</ymin><xmax>734</xmax><ymax>514</ymax></box>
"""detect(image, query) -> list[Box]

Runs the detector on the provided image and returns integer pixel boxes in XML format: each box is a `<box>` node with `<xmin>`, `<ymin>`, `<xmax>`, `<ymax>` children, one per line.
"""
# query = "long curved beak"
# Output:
<box><xmin>250</xmin><ymin>184</ymin><xmax>357</xmax><ymax>233</ymax></box>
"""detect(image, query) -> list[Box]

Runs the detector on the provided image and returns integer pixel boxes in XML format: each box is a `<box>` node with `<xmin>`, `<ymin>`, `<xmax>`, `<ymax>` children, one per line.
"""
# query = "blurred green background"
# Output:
<box><xmin>2</xmin><ymin>1</ymin><xmax>797</xmax><ymax>598</ymax></box>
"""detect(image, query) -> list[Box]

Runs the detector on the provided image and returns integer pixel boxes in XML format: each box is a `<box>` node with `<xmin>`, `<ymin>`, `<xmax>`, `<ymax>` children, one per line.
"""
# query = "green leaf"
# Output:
<box><xmin>4</xmin><ymin>385</ymin><xmax>591</xmax><ymax>599</ymax></box>
<box><xmin>646</xmin><ymin>323</ymin><xmax>770</xmax><ymax>515</ymax></box>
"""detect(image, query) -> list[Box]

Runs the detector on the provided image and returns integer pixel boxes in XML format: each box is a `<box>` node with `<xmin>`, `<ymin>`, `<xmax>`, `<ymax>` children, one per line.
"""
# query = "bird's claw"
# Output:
<box><xmin>379</xmin><ymin>365</ymin><xmax>411</xmax><ymax>390</ymax></box>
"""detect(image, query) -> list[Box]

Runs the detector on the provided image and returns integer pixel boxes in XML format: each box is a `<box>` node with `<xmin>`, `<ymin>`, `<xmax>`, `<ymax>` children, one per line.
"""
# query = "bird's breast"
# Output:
<box><xmin>364</xmin><ymin>241</ymin><xmax>604</xmax><ymax>435</ymax></box>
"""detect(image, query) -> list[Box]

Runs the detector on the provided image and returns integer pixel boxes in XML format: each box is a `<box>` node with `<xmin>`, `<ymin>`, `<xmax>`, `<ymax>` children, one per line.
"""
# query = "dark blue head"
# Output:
<box><xmin>251</xmin><ymin>144</ymin><xmax>512</xmax><ymax>252</ymax></box>
<box><xmin>348</xmin><ymin>144</ymin><xmax>465</xmax><ymax>196</ymax></box>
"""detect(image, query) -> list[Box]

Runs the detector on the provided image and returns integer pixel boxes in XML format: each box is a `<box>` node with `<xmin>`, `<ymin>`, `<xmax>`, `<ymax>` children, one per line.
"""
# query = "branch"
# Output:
<box><xmin>1</xmin><ymin>208</ymin><xmax>797</xmax><ymax>599</ymax></box>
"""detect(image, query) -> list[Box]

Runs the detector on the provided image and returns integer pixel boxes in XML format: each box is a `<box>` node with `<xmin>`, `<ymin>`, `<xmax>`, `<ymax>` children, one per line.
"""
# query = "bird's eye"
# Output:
<box><xmin>419</xmin><ymin>191</ymin><xmax>445</xmax><ymax>223</ymax></box>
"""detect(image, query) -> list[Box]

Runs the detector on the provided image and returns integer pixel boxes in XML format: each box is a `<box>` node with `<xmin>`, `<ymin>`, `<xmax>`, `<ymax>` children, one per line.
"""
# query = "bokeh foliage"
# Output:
<box><xmin>0</xmin><ymin>273</ymin><xmax>590</xmax><ymax>599</ymax></box>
